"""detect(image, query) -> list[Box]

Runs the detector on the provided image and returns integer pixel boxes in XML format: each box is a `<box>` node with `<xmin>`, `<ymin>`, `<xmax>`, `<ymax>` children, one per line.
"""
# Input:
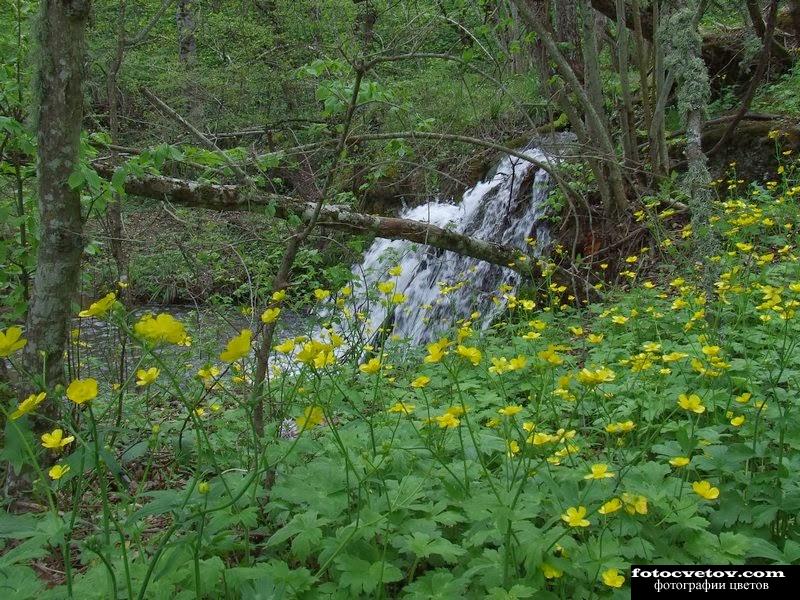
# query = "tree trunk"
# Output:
<box><xmin>107</xmin><ymin>0</ymin><xmax>127</xmax><ymax>284</ymax></box>
<box><xmin>23</xmin><ymin>0</ymin><xmax>91</xmax><ymax>400</ymax></box>
<box><xmin>176</xmin><ymin>0</ymin><xmax>201</xmax><ymax>122</ymax></box>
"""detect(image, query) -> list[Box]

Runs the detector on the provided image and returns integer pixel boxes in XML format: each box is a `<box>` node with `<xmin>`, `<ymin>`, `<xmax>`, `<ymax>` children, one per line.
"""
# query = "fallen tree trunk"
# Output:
<box><xmin>93</xmin><ymin>163</ymin><xmax>536</xmax><ymax>275</ymax></box>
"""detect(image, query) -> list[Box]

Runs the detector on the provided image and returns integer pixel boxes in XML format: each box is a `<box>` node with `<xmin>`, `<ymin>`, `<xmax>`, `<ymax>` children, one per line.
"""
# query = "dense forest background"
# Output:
<box><xmin>2</xmin><ymin>1</ymin><xmax>800</xmax><ymax>598</ymax></box>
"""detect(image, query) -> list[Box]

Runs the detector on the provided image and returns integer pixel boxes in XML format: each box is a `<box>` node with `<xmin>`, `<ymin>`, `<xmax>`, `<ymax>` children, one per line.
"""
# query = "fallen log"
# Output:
<box><xmin>93</xmin><ymin>163</ymin><xmax>538</xmax><ymax>275</ymax></box>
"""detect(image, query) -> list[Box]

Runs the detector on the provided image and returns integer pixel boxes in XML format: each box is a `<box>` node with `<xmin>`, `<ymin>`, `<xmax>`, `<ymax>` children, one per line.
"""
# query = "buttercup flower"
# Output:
<box><xmin>541</xmin><ymin>563</ymin><xmax>563</xmax><ymax>579</ymax></box>
<box><xmin>410</xmin><ymin>375</ymin><xmax>430</xmax><ymax>388</ymax></box>
<box><xmin>136</xmin><ymin>367</ymin><xmax>160</xmax><ymax>387</ymax></box>
<box><xmin>0</xmin><ymin>326</ymin><xmax>26</xmax><ymax>357</ymax></box>
<box><xmin>219</xmin><ymin>329</ymin><xmax>252</xmax><ymax>362</ymax></box>
<box><xmin>388</xmin><ymin>402</ymin><xmax>415</xmax><ymax>415</ymax></box>
<box><xmin>498</xmin><ymin>404</ymin><xmax>523</xmax><ymax>417</ymax></box>
<box><xmin>134</xmin><ymin>313</ymin><xmax>189</xmax><ymax>346</ymax></box>
<box><xmin>584</xmin><ymin>463</ymin><xmax>615</xmax><ymax>480</ymax></box>
<box><xmin>261</xmin><ymin>307</ymin><xmax>281</xmax><ymax>324</ymax></box>
<box><xmin>669</xmin><ymin>456</ymin><xmax>691</xmax><ymax>468</ymax></box>
<box><xmin>66</xmin><ymin>378</ymin><xmax>98</xmax><ymax>404</ymax></box>
<box><xmin>602</xmin><ymin>568</ymin><xmax>625</xmax><ymax>588</ymax></box>
<box><xmin>692</xmin><ymin>480</ymin><xmax>720</xmax><ymax>500</ymax></box>
<box><xmin>598</xmin><ymin>498</ymin><xmax>622</xmax><ymax>515</ymax></box>
<box><xmin>561</xmin><ymin>506</ymin><xmax>590</xmax><ymax>527</ymax></box>
<box><xmin>359</xmin><ymin>358</ymin><xmax>381</xmax><ymax>374</ymax></box>
<box><xmin>41</xmin><ymin>429</ymin><xmax>74</xmax><ymax>451</ymax></box>
<box><xmin>436</xmin><ymin>413</ymin><xmax>460</xmax><ymax>428</ymax></box>
<box><xmin>456</xmin><ymin>345</ymin><xmax>481</xmax><ymax>365</ymax></box>
<box><xmin>678</xmin><ymin>393</ymin><xmax>706</xmax><ymax>414</ymax></box>
<box><xmin>49</xmin><ymin>464</ymin><xmax>70</xmax><ymax>480</ymax></box>
<box><xmin>10</xmin><ymin>392</ymin><xmax>46</xmax><ymax>420</ymax></box>
<box><xmin>296</xmin><ymin>406</ymin><xmax>325</xmax><ymax>429</ymax></box>
<box><xmin>79</xmin><ymin>292</ymin><xmax>116</xmax><ymax>318</ymax></box>
<box><xmin>621</xmin><ymin>493</ymin><xmax>648</xmax><ymax>515</ymax></box>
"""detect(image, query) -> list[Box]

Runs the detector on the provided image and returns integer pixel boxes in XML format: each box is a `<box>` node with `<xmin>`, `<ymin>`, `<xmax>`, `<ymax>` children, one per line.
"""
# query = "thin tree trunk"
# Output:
<box><xmin>176</xmin><ymin>0</ymin><xmax>201</xmax><ymax>122</ymax></box>
<box><xmin>745</xmin><ymin>0</ymin><xmax>765</xmax><ymax>38</ymax></box>
<box><xmin>615</xmin><ymin>0</ymin><xmax>639</xmax><ymax>169</ymax></box>
<box><xmin>108</xmin><ymin>0</ymin><xmax>127</xmax><ymax>285</ymax></box>
<box><xmin>23</xmin><ymin>0</ymin><xmax>91</xmax><ymax>401</ymax></box>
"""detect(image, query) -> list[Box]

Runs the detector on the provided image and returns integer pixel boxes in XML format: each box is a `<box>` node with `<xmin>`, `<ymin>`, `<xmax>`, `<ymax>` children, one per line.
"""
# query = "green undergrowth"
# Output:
<box><xmin>2</xmin><ymin>161</ymin><xmax>800</xmax><ymax>598</ymax></box>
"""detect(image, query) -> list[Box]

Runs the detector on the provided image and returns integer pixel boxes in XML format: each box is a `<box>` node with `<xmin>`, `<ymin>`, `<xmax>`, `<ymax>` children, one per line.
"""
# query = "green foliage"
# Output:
<box><xmin>3</xmin><ymin>166</ymin><xmax>800</xmax><ymax>597</ymax></box>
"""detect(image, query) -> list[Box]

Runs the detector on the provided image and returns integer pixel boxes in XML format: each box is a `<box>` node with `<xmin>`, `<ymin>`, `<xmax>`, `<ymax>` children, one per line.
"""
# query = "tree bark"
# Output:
<box><xmin>176</xmin><ymin>0</ymin><xmax>201</xmax><ymax>121</ymax></box>
<box><xmin>22</xmin><ymin>1</ymin><xmax>91</xmax><ymax>400</ymax></box>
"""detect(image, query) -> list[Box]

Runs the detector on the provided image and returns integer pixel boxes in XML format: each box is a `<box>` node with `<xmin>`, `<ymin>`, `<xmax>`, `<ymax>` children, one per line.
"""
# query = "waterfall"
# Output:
<box><xmin>346</xmin><ymin>144</ymin><xmax>554</xmax><ymax>345</ymax></box>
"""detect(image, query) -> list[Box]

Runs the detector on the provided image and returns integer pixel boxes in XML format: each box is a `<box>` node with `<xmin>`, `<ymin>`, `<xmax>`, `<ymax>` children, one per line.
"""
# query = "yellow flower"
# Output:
<box><xmin>621</xmin><ymin>493</ymin><xmax>648</xmax><ymax>515</ymax></box>
<box><xmin>0</xmin><ymin>326</ymin><xmax>27</xmax><ymax>357</ymax></box>
<box><xmin>692</xmin><ymin>480</ymin><xmax>720</xmax><ymax>500</ymax></box>
<box><xmin>66</xmin><ymin>378</ymin><xmax>98</xmax><ymax>404</ymax></box>
<box><xmin>78</xmin><ymin>292</ymin><xmax>116</xmax><ymax>318</ymax></box>
<box><xmin>389</xmin><ymin>265</ymin><xmax>403</xmax><ymax>276</ymax></box>
<box><xmin>602</xmin><ymin>568</ymin><xmax>625</xmax><ymax>588</ymax></box>
<box><xmin>577</xmin><ymin>367</ymin><xmax>616</xmax><ymax>387</ymax></box>
<box><xmin>296</xmin><ymin>405</ymin><xmax>325</xmax><ymax>429</ymax></box>
<box><xmin>541</xmin><ymin>563</ymin><xmax>563</xmax><ymax>579</ymax></box>
<box><xmin>506</xmin><ymin>440</ymin><xmax>520</xmax><ymax>457</ymax></box>
<box><xmin>134</xmin><ymin>313</ymin><xmax>189</xmax><ymax>346</ymax></box>
<box><xmin>313</xmin><ymin>289</ymin><xmax>330</xmax><ymax>301</ymax></box>
<box><xmin>388</xmin><ymin>402</ymin><xmax>415</xmax><ymax>415</ymax></box>
<box><xmin>730</xmin><ymin>415</ymin><xmax>745</xmax><ymax>427</ymax></box>
<box><xmin>678</xmin><ymin>393</ymin><xmax>705</xmax><ymax>414</ymax></box>
<box><xmin>197</xmin><ymin>366</ymin><xmax>221</xmax><ymax>380</ymax></box>
<box><xmin>508</xmin><ymin>354</ymin><xmax>528</xmax><ymax>371</ymax></box>
<box><xmin>561</xmin><ymin>505</ymin><xmax>590</xmax><ymax>527</ymax></box>
<box><xmin>272</xmin><ymin>289</ymin><xmax>286</xmax><ymax>302</ymax></box>
<box><xmin>424</xmin><ymin>338</ymin><xmax>449</xmax><ymax>363</ymax></box>
<box><xmin>587</xmin><ymin>333</ymin><xmax>604</xmax><ymax>344</ymax></box>
<box><xmin>598</xmin><ymin>498</ymin><xmax>622</xmax><ymax>515</ymax></box>
<box><xmin>669</xmin><ymin>456</ymin><xmax>691</xmax><ymax>468</ymax></box>
<box><xmin>530</xmin><ymin>432</ymin><xmax>553</xmax><ymax>445</ymax></box>
<box><xmin>569</xmin><ymin>326</ymin><xmax>584</xmax><ymax>336</ymax></box>
<box><xmin>410</xmin><ymin>375</ymin><xmax>430</xmax><ymax>388</ymax></box>
<box><xmin>359</xmin><ymin>358</ymin><xmax>382</xmax><ymax>374</ymax></box>
<box><xmin>10</xmin><ymin>392</ymin><xmax>46</xmax><ymax>420</ymax></box>
<box><xmin>41</xmin><ymin>429</ymin><xmax>74</xmax><ymax>451</ymax></box>
<box><xmin>377</xmin><ymin>280</ymin><xmax>396</xmax><ymax>294</ymax></box>
<box><xmin>498</xmin><ymin>404</ymin><xmax>523</xmax><ymax>417</ymax></box>
<box><xmin>584</xmin><ymin>463</ymin><xmax>615</xmax><ymax>480</ymax></box>
<box><xmin>605</xmin><ymin>420</ymin><xmax>635</xmax><ymax>434</ymax></box>
<box><xmin>275</xmin><ymin>339</ymin><xmax>296</xmax><ymax>354</ymax></box>
<box><xmin>261</xmin><ymin>307</ymin><xmax>281</xmax><ymax>324</ymax></box>
<box><xmin>219</xmin><ymin>329</ymin><xmax>252</xmax><ymax>362</ymax></box>
<box><xmin>198</xmin><ymin>481</ymin><xmax>211</xmax><ymax>494</ymax></box>
<box><xmin>611</xmin><ymin>315</ymin><xmax>629</xmax><ymax>325</ymax></box>
<box><xmin>135</xmin><ymin>367</ymin><xmax>160</xmax><ymax>387</ymax></box>
<box><xmin>456</xmin><ymin>345</ymin><xmax>481</xmax><ymax>365</ymax></box>
<box><xmin>662</xmin><ymin>352</ymin><xmax>688</xmax><ymax>362</ymax></box>
<box><xmin>537</xmin><ymin>346</ymin><xmax>563</xmax><ymax>366</ymax></box>
<box><xmin>49</xmin><ymin>464</ymin><xmax>70</xmax><ymax>480</ymax></box>
<box><xmin>436</xmin><ymin>413</ymin><xmax>460</xmax><ymax>428</ymax></box>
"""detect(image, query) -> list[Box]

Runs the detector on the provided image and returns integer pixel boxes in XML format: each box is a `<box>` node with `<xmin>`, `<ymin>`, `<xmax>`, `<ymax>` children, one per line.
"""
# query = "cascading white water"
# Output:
<box><xmin>347</xmin><ymin>144</ymin><xmax>554</xmax><ymax>344</ymax></box>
